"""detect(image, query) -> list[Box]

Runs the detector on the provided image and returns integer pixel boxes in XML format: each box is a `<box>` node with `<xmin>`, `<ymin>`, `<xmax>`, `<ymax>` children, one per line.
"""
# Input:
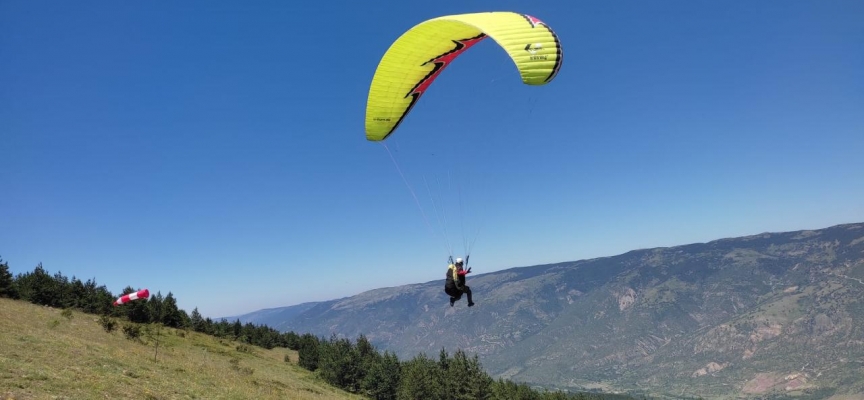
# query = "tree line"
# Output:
<box><xmin>0</xmin><ymin>258</ymin><xmax>646</xmax><ymax>400</ymax></box>
<box><xmin>295</xmin><ymin>333</ymin><xmax>644</xmax><ymax>400</ymax></box>
<box><xmin>0</xmin><ymin>258</ymin><xmax>300</xmax><ymax>349</ymax></box>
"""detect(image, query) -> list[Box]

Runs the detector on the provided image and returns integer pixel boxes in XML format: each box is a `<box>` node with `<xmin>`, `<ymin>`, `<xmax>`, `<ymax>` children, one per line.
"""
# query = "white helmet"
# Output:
<box><xmin>455</xmin><ymin>257</ymin><xmax>463</xmax><ymax>264</ymax></box>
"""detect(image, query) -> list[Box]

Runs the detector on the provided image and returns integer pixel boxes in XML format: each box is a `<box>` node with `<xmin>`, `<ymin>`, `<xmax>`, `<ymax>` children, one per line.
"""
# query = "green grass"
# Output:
<box><xmin>0</xmin><ymin>298</ymin><xmax>365</xmax><ymax>400</ymax></box>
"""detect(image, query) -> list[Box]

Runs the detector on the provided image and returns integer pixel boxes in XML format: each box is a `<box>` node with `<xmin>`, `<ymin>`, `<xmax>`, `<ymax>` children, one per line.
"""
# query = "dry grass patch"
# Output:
<box><xmin>0</xmin><ymin>298</ymin><xmax>363</xmax><ymax>400</ymax></box>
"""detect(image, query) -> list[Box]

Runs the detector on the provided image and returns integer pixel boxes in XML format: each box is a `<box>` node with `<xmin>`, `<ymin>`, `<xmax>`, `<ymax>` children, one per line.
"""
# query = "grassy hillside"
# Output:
<box><xmin>0</xmin><ymin>298</ymin><xmax>364</xmax><ymax>400</ymax></box>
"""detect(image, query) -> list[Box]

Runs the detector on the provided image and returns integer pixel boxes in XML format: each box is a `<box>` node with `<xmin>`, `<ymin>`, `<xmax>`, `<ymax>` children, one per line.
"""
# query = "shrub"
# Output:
<box><xmin>99</xmin><ymin>315</ymin><xmax>117</xmax><ymax>333</ymax></box>
<box><xmin>123</xmin><ymin>323</ymin><xmax>142</xmax><ymax>340</ymax></box>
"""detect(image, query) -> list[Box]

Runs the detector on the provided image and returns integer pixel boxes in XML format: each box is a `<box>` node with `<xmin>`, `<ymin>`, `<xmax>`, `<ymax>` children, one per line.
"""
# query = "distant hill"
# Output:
<box><xmin>243</xmin><ymin>222</ymin><xmax>864</xmax><ymax>399</ymax></box>
<box><xmin>227</xmin><ymin>301</ymin><xmax>326</xmax><ymax>330</ymax></box>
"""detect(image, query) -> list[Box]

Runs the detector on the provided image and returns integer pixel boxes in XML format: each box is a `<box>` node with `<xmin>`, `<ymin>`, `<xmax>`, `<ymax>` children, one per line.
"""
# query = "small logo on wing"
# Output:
<box><xmin>524</xmin><ymin>43</ymin><xmax>543</xmax><ymax>54</ymax></box>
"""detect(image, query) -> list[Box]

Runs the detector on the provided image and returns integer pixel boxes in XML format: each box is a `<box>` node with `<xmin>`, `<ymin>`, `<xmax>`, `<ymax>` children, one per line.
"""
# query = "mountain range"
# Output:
<box><xmin>231</xmin><ymin>223</ymin><xmax>864</xmax><ymax>399</ymax></box>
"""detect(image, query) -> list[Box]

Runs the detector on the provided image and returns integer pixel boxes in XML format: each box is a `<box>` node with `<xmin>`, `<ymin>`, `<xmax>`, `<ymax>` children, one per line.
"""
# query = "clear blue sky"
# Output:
<box><xmin>2</xmin><ymin>1</ymin><xmax>862</xmax><ymax>318</ymax></box>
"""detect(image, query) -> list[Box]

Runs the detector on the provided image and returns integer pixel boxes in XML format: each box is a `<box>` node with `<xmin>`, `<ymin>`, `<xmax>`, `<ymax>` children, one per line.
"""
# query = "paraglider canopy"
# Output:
<box><xmin>365</xmin><ymin>11</ymin><xmax>563</xmax><ymax>141</ymax></box>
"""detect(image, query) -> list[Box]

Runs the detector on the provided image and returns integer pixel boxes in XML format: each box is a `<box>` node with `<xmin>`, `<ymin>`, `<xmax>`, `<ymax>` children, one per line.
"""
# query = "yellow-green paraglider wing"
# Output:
<box><xmin>365</xmin><ymin>12</ymin><xmax>563</xmax><ymax>141</ymax></box>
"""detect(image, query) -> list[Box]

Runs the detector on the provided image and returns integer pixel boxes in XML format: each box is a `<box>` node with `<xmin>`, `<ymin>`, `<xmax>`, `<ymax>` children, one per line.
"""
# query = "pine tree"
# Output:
<box><xmin>356</xmin><ymin>334</ymin><xmax>377</xmax><ymax>362</ymax></box>
<box><xmin>203</xmin><ymin>317</ymin><xmax>215</xmax><ymax>335</ymax></box>
<box><xmin>51</xmin><ymin>270</ymin><xmax>74</xmax><ymax>308</ymax></box>
<box><xmin>282</xmin><ymin>331</ymin><xmax>300</xmax><ymax>350</ymax></box>
<box><xmin>318</xmin><ymin>334</ymin><xmax>362</xmax><ymax>392</ymax></box>
<box><xmin>69</xmin><ymin>277</ymin><xmax>87</xmax><ymax>309</ymax></box>
<box><xmin>438</xmin><ymin>348</ymin><xmax>455</xmax><ymax>396</ymax></box>
<box><xmin>491</xmin><ymin>378</ymin><xmax>540</xmax><ymax>400</ymax></box>
<box><xmin>397</xmin><ymin>352</ymin><xmax>445</xmax><ymax>400</ymax></box>
<box><xmin>0</xmin><ymin>257</ymin><xmax>17</xmax><ymax>299</ymax></box>
<box><xmin>190</xmin><ymin>307</ymin><xmax>206</xmax><ymax>332</ymax></box>
<box><xmin>441</xmin><ymin>349</ymin><xmax>493</xmax><ymax>400</ymax></box>
<box><xmin>298</xmin><ymin>333</ymin><xmax>320</xmax><ymax>371</ymax></box>
<box><xmin>81</xmin><ymin>277</ymin><xmax>113</xmax><ymax>315</ymax></box>
<box><xmin>148</xmin><ymin>291</ymin><xmax>165</xmax><ymax>323</ymax></box>
<box><xmin>354</xmin><ymin>334</ymin><xmax>378</xmax><ymax>390</ymax></box>
<box><xmin>161</xmin><ymin>292</ymin><xmax>184</xmax><ymax>328</ymax></box>
<box><xmin>463</xmin><ymin>351</ymin><xmax>493</xmax><ymax>399</ymax></box>
<box><xmin>15</xmin><ymin>263</ymin><xmax>57</xmax><ymax>306</ymax></box>
<box><xmin>231</xmin><ymin>320</ymin><xmax>242</xmax><ymax>340</ymax></box>
<box><xmin>362</xmin><ymin>350</ymin><xmax>400</xmax><ymax>400</ymax></box>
